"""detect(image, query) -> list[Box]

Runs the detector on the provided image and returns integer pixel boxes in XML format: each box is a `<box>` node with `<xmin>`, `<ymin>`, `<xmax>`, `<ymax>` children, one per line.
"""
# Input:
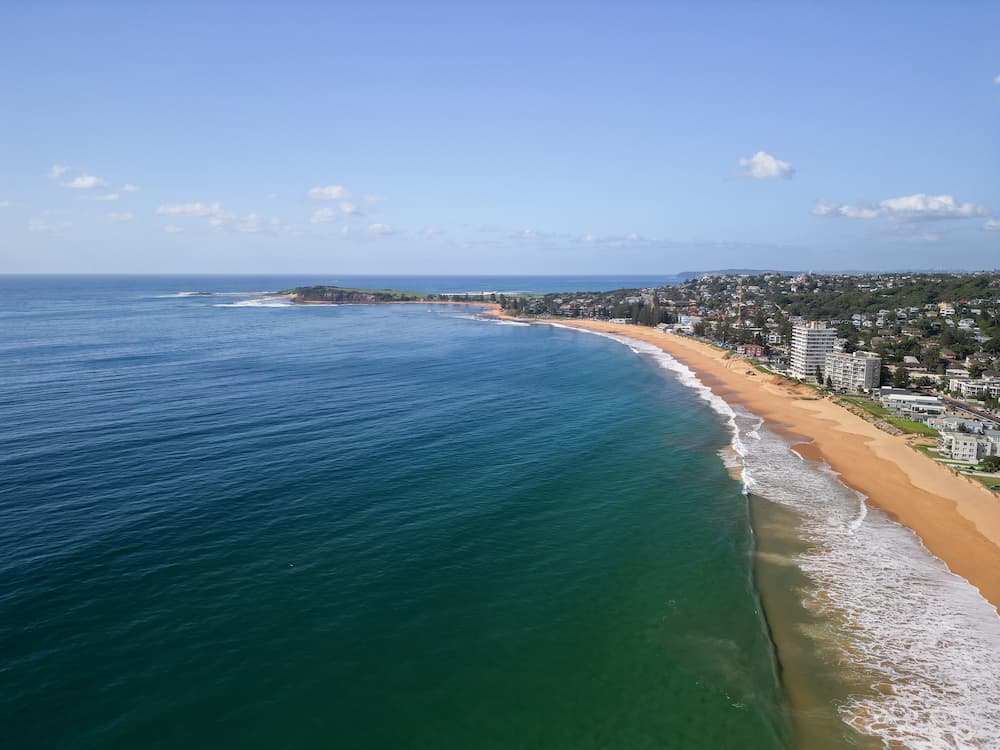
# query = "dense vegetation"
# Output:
<box><xmin>283</xmin><ymin>285</ymin><xmax>429</xmax><ymax>302</ymax></box>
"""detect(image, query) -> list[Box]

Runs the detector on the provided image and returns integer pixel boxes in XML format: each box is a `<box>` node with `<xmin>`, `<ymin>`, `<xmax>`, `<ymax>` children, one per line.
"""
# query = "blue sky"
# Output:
<box><xmin>1</xmin><ymin>1</ymin><xmax>998</xmax><ymax>273</ymax></box>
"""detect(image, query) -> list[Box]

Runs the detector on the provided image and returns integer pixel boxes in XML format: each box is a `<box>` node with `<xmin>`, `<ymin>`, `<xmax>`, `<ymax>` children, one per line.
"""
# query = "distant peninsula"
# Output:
<box><xmin>280</xmin><ymin>285</ymin><xmax>497</xmax><ymax>305</ymax></box>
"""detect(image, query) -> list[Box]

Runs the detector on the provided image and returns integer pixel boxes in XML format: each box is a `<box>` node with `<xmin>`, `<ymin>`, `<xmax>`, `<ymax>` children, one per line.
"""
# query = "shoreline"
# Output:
<box><xmin>283</xmin><ymin>293</ymin><xmax>503</xmax><ymax>315</ymax></box>
<box><xmin>535</xmin><ymin>317</ymin><xmax>1000</xmax><ymax>613</ymax></box>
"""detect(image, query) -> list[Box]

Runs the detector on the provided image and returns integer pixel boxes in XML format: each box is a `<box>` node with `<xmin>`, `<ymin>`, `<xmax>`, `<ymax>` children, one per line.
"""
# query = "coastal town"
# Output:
<box><xmin>497</xmin><ymin>272</ymin><xmax>1000</xmax><ymax>489</ymax></box>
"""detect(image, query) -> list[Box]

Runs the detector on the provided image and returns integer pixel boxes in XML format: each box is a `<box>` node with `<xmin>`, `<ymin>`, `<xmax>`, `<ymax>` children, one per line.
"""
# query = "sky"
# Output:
<box><xmin>1</xmin><ymin>1</ymin><xmax>998</xmax><ymax>274</ymax></box>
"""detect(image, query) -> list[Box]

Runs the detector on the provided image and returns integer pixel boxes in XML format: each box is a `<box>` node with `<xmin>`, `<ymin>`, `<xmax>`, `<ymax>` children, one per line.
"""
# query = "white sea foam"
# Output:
<box><xmin>459</xmin><ymin>313</ymin><xmax>531</xmax><ymax>326</ymax></box>
<box><xmin>545</xmin><ymin>322</ymin><xmax>1000</xmax><ymax>748</ymax></box>
<box><xmin>212</xmin><ymin>297</ymin><xmax>296</xmax><ymax>308</ymax></box>
<box><xmin>157</xmin><ymin>291</ymin><xmax>275</xmax><ymax>298</ymax></box>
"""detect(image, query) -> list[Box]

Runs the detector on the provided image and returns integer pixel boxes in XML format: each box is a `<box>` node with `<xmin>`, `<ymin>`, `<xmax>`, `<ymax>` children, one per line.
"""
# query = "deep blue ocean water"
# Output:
<box><xmin>0</xmin><ymin>276</ymin><xmax>786</xmax><ymax>749</ymax></box>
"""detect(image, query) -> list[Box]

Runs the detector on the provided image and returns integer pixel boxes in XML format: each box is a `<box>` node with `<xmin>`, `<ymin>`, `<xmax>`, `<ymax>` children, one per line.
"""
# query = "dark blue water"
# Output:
<box><xmin>0</xmin><ymin>276</ymin><xmax>786</xmax><ymax>749</ymax></box>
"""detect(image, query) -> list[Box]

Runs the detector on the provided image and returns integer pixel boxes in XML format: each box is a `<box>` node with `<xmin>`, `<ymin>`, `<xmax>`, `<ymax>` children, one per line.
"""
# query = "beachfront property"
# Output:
<box><xmin>789</xmin><ymin>322</ymin><xmax>836</xmax><ymax>381</ymax></box>
<box><xmin>823</xmin><ymin>350</ymin><xmax>882</xmax><ymax>393</ymax></box>
<box><xmin>879</xmin><ymin>389</ymin><xmax>947</xmax><ymax>422</ymax></box>
<box><xmin>938</xmin><ymin>429</ymin><xmax>1000</xmax><ymax>462</ymax></box>
<box><xmin>736</xmin><ymin>343</ymin><xmax>766</xmax><ymax>358</ymax></box>
<box><xmin>928</xmin><ymin>416</ymin><xmax>988</xmax><ymax>434</ymax></box>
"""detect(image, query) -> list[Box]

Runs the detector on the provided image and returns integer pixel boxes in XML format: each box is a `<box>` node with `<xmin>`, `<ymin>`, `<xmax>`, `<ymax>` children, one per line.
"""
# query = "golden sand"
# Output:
<box><xmin>539</xmin><ymin>318</ymin><xmax>1000</xmax><ymax>612</ymax></box>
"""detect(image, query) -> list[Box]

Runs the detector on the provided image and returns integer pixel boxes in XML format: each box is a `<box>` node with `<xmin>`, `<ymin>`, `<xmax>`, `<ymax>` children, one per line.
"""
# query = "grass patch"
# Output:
<box><xmin>889</xmin><ymin>418</ymin><xmax>939</xmax><ymax>437</ymax></box>
<box><xmin>966</xmin><ymin>474</ymin><xmax>1000</xmax><ymax>492</ymax></box>
<box><xmin>910</xmin><ymin>444</ymin><xmax>973</xmax><ymax>465</ymax></box>
<box><xmin>840</xmin><ymin>395</ymin><xmax>891</xmax><ymax>417</ymax></box>
<box><xmin>838</xmin><ymin>396</ymin><xmax>938</xmax><ymax>436</ymax></box>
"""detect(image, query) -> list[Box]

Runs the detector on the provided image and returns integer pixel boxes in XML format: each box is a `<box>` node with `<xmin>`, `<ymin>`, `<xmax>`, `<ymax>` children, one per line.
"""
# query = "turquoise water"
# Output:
<box><xmin>0</xmin><ymin>277</ymin><xmax>787</xmax><ymax>749</ymax></box>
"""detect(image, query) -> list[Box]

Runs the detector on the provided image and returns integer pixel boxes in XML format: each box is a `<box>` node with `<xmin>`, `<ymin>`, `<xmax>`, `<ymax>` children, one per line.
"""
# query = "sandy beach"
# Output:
<box><xmin>538</xmin><ymin>318</ymin><xmax>1000</xmax><ymax>612</ymax></box>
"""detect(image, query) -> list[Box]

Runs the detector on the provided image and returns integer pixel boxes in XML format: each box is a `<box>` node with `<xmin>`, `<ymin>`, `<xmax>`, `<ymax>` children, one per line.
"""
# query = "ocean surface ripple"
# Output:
<box><xmin>557</xmin><ymin>323</ymin><xmax>1000</xmax><ymax>749</ymax></box>
<box><xmin>0</xmin><ymin>276</ymin><xmax>785</xmax><ymax>750</ymax></box>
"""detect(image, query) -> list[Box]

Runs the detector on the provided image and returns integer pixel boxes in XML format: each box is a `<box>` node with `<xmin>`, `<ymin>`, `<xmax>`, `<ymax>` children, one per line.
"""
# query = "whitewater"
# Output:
<box><xmin>544</xmin><ymin>322</ymin><xmax>1000</xmax><ymax>750</ymax></box>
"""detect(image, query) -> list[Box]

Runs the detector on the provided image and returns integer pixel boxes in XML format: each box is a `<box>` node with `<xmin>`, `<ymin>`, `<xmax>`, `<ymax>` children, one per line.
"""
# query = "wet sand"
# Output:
<box><xmin>544</xmin><ymin>319</ymin><xmax>1000</xmax><ymax>612</ymax></box>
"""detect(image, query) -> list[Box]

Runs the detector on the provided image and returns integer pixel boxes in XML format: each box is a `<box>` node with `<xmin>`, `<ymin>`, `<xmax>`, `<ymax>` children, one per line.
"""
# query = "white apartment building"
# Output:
<box><xmin>951</xmin><ymin>378</ymin><xmax>1000</xmax><ymax>400</ymax></box>
<box><xmin>823</xmin><ymin>351</ymin><xmax>882</xmax><ymax>393</ymax></box>
<box><xmin>938</xmin><ymin>432</ymin><xmax>986</xmax><ymax>462</ymax></box>
<box><xmin>880</xmin><ymin>391</ymin><xmax>947</xmax><ymax>421</ymax></box>
<box><xmin>790</xmin><ymin>323</ymin><xmax>836</xmax><ymax>381</ymax></box>
<box><xmin>938</xmin><ymin>430</ymin><xmax>1000</xmax><ymax>462</ymax></box>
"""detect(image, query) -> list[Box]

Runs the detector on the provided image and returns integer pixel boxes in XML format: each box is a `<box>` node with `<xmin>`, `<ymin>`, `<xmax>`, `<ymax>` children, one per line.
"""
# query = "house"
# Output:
<box><xmin>736</xmin><ymin>344</ymin><xmax>766</xmax><ymax>358</ymax></box>
<box><xmin>927</xmin><ymin>417</ymin><xmax>987</xmax><ymax>434</ymax></box>
<box><xmin>879</xmin><ymin>390</ymin><xmax>946</xmax><ymax>422</ymax></box>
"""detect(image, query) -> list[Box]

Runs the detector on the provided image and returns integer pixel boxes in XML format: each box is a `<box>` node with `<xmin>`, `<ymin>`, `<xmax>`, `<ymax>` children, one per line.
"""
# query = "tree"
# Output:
<box><xmin>825</xmin><ymin>375</ymin><xmax>834</xmax><ymax>388</ymax></box>
<box><xmin>892</xmin><ymin>366</ymin><xmax>910</xmax><ymax>389</ymax></box>
<box><xmin>980</xmin><ymin>456</ymin><xmax>1000</xmax><ymax>473</ymax></box>
<box><xmin>815</xmin><ymin>365</ymin><xmax>823</xmax><ymax>382</ymax></box>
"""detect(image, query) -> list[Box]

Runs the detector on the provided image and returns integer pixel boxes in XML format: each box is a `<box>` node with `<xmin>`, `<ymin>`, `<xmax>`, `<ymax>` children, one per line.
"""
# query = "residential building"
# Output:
<box><xmin>938</xmin><ymin>432</ymin><xmax>986</xmax><ymax>462</ymax></box>
<box><xmin>823</xmin><ymin>351</ymin><xmax>882</xmax><ymax>393</ymax></box>
<box><xmin>927</xmin><ymin>416</ymin><xmax>987</xmax><ymax>434</ymax></box>
<box><xmin>950</xmin><ymin>378</ymin><xmax>1000</xmax><ymax>400</ymax></box>
<box><xmin>790</xmin><ymin>322</ymin><xmax>836</xmax><ymax>381</ymax></box>
<box><xmin>879</xmin><ymin>390</ymin><xmax>947</xmax><ymax>422</ymax></box>
<box><xmin>938</xmin><ymin>429</ymin><xmax>1000</xmax><ymax>462</ymax></box>
<box><xmin>736</xmin><ymin>343</ymin><xmax>766</xmax><ymax>358</ymax></box>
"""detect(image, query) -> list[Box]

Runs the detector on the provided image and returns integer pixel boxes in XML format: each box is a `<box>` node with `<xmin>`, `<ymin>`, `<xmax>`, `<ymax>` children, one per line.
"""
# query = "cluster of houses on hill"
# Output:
<box><xmin>500</xmin><ymin>273</ymin><xmax>1000</xmax><ymax>467</ymax></box>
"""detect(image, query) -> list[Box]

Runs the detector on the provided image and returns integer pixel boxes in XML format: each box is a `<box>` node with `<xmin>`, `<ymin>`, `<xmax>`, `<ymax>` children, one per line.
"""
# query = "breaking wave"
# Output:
<box><xmin>547</xmin><ymin>322</ymin><xmax>1000</xmax><ymax>749</ymax></box>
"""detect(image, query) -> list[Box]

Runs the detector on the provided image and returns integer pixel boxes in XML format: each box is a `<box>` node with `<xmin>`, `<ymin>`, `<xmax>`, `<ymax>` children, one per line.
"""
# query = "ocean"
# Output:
<box><xmin>2</xmin><ymin>276</ymin><xmax>999</xmax><ymax>749</ymax></box>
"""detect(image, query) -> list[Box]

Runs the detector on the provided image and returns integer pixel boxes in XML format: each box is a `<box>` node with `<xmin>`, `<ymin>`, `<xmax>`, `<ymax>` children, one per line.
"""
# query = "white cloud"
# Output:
<box><xmin>340</xmin><ymin>201</ymin><xmax>362</xmax><ymax>216</ymax></box>
<box><xmin>880</xmin><ymin>193</ymin><xmax>988</xmax><ymax>220</ymax></box>
<box><xmin>163</xmin><ymin>225</ymin><xmax>184</xmax><ymax>233</ymax></box>
<box><xmin>156</xmin><ymin>202</ymin><xmax>282</xmax><ymax>234</ymax></box>
<box><xmin>738</xmin><ymin>151</ymin><xmax>794</xmax><ymax>179</ymax></box>
<box><xmin>121</xmin><ymin>183</ymin><xmax>140</xmax><ymax>192</ymax></box>
<box><xmin>811</xmin><ymin>200</ymin><xmax>881</xmax><ymax>219</ymax></box>
<box><xmin>985</xmin><ymin>219</ymin><xmax>1000</xmax><ymax>231</ymax></box>
<box><xmin>421</xmin><ymin>227</ymin><xmax>444</xmax><ymax>237</ymax></box>
<box><xmin>63</xmin><ymin>174</ymin><xmax>108</xmax><ymax>189</ymax></box>
<box><xmin>364</xmin><ymin>194</ymin><xmax>383</xmax><ymax>204</ymax></box>
<box><xmin>230</xmin><ymin>213</ymin><xmax>265</xmax><ymax>233</ymax></box>
<box><xmin>29</xmin><ymin>218</ymin><xmax>71</xmax><ymax>233</ymax></box>
<box><xmin>310</xmin><ymin>207</ymin><xmax>337</xmax><ymax>223</ymax></box>
<box><xmin>94</xmin><ymin>193</ymin><xmax>120</xmax><ymax>201</ymax></box>
<box><xmin>0</xmin><ymin>200</ymin><xmax>11</xmax><ymax>208</ymax></box>
<box><xmin>49</xmin><ymin>164</ymin><xmax>70</xmax><ymax>179</ymax></box>
<box><xmin>814</xmin><ymin>193</ymin><xmax>989</xmax><ymax>222</ymax></box>
<box><xmin>218</xmin><ymin>212</ymin><xmax>284</xmax><ymax>234</ymax></box>
<box><xmin>995</xmin><ymin>74</ymin><xmax>1000</xmax><ymax>84</ymax></box>
<box><xmin>106</xmin><ymin>212</ymin><xmax>134</xmax><ymax>222</ymax></box>
<box><xmin>155</xmin><ymin>201</ymin><xmax>223</xmax><ymax>217</ymax></box>
<box><xmin>367</xmin><ymin>223</ymin><xmax>394</xmax><ymax>236</ymax></box>
<box><xmin>307</xmin><ymin>185</ymin><xmax>350</xmax><ymax>201</ymax></box>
